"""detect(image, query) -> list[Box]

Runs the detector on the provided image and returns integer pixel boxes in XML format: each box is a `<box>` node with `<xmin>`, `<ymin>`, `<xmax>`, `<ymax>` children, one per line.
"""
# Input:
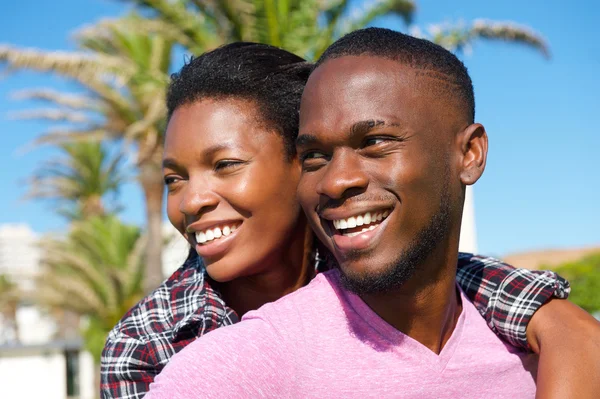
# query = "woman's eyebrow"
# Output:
<box><xmin>162</xmin><ymin>142</ymin><xmax>242</xmax><ymax>170</ymax></box>
<box><xmin>202</xmin><ymin>142</ymin><xmax>238</xmax><ymax>158</ymax></box>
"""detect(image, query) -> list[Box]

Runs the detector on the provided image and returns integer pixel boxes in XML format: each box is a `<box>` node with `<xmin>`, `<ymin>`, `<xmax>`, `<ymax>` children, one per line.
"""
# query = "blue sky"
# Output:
<box><xmin>0</xmin><ymin>0</ymin><xmax>598</xmax><ymax>257</ymax></box>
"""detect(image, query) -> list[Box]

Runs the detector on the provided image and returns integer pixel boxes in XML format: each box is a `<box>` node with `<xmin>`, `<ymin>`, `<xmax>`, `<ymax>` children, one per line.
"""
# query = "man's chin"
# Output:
<box><xmin>337</xmin><ymin>260</ymin><xmax>415</xmax><ymax>296</ymax></box>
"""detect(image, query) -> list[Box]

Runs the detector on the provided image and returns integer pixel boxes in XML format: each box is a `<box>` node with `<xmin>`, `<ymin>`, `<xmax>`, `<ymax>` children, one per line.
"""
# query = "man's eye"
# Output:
<box><xmin>302</xmin><ymin>151</ymin><xmax>327</xmax><ymax>160</ymax></box>
<box><xmin>364</xmin><ymin>137</ymin><xmax>387</xmax><ymax>147</ymax></box>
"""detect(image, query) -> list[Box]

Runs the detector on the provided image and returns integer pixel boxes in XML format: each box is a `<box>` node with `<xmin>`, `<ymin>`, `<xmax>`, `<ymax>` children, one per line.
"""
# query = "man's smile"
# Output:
<box><xmin>320</xmin><ymin>207</ymin><xmax>394</xmax><ymax>253</ymax></box>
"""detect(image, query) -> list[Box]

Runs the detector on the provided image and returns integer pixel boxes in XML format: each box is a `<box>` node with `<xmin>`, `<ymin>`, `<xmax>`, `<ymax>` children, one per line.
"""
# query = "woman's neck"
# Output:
<box><xmin>218</xmin><ymin>220</ymin><xmax>314</xmax><ymax>317</ymax></box>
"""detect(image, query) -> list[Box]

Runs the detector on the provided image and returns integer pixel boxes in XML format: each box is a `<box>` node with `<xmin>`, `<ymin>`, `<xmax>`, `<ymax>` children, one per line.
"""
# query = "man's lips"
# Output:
<box><xmin>321</xmin><ymin>208</ymin><xmax>393</xmax><ymax>253</ymax></box>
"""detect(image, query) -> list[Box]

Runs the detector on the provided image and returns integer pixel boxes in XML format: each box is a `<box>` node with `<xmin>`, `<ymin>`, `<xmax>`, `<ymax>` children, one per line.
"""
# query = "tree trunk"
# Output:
<box><xmin>139</xmin><ymin>161</ymin><xmax>165</xmax><ymax>294</ymax></box>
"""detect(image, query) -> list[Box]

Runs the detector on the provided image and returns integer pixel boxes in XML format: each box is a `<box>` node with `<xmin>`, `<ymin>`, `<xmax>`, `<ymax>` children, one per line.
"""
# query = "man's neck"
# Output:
<box><xmin>360</xmin><ymin>247</ymin><xmax>462</xmax><ymax>354</ymax></box>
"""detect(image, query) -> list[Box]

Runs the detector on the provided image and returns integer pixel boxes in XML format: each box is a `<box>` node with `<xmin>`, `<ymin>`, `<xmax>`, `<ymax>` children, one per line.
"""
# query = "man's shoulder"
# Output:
<box><xmin>107</xmin><ymin>259</ymin><xmax>237</xmax><ymax>344</ymax></box>
<box><xmin>244</xmin><ymin>269</ymin><xmax>342</xmax><ymax>321</ymax></box>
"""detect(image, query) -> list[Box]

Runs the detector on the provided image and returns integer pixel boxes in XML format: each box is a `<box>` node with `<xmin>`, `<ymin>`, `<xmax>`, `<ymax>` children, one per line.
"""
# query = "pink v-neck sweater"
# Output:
<box><xmin>147</xmin><ymin>270</ymin><xmax>537</xmax><ymax>398</ymax></box>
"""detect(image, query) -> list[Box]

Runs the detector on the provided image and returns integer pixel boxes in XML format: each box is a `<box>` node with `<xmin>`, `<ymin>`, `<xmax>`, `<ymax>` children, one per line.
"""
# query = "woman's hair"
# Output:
<box><xmin>167</xmin><ymin>42</ymin><xmax>313</xmax><ymax>158</ymax></box>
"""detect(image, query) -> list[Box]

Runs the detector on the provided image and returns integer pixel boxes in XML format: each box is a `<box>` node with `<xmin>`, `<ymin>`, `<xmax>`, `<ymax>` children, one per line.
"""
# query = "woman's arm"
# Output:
<box><xmin>527</xmin><ymin>299</ymin><xmax>600</xmax><ymax>399</ymax></box>
<box><xmin>101</xmin><ymin>333</ymin><xmax>158</xmax><ymax>399</ymax></box>
<box><xmin>456</xmin><ymin>253</ymin><xmax>600</xmax><ymax>398</ymax></box>
<box><xmin>455</xmin><ymin>252</ymin><xmax>570</xmax><ymax>348</ymax></box>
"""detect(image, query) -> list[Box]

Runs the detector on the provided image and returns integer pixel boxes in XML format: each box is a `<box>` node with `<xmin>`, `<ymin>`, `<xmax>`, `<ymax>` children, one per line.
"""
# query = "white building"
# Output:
<box><xmin>0</xmin><ymin>224</ymin><xmax>41</xmax><ymax>291</ymax></box>
<box><xmin>0</xmin><ymin>340</ymin><xmax>95</xmax><ymax>399</ymax></box>
<box><xmin>0</xmin><ymin>224</ymin><xmax>94</xmax><ymax>399</ymax></box>
<box><xmin>162</xmin><ymin>222</ymin><xmax>191</xmax><ymax>277</ymax></box>
<box><xmin>459</xmin><ymin>186</ymin><xmax>478</xmax><ymax>253</ymax></box>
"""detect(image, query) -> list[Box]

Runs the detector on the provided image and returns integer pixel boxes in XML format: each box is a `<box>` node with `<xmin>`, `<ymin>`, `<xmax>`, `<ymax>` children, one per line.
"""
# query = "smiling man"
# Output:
<box><xmin>295</xmin><ymin>28</ymin><xmax>486</xmax><ymax>354</ymax></box>
<box><xmin>146</xmin><ymin>29</ymin><xmax>600</xmax><ymax>399</ymax></box>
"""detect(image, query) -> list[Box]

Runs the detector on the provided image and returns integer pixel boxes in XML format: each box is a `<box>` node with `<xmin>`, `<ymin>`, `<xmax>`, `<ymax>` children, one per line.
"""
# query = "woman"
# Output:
<box><xmin>101</xmin><ymin>43</ymin><xmax>573</xmax><ymax>399</ymax></box>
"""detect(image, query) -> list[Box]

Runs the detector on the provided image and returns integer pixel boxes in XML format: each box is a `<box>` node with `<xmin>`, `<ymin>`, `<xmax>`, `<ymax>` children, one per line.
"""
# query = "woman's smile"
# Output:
<box><xmin>192</xmin><ymin>221</ymin><xmax>243</xmax><ymax>258</ymax></box>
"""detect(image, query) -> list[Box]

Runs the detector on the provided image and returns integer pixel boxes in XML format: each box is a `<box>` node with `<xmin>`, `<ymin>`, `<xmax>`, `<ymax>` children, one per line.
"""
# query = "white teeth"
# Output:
<box><xmin>333</xmin><ymin>210</ymin><xmax>391</xmax><ymax>233</ymax></box>
<box><xmin>344</xmin><ymin>231</ymin><xmax>361</xmax><ymax>237</ymax></box>
<box><xmin>364</xmin><ymin>212</ymin><xmax>372</xmax><ymax>224</ymax></box>
<box><xmin>356</xmin><ymin>215</ymin><xmax>364</xmax><ymax>226</ymax></box>
<box><xmin>347</xmin><ymin>216</ymin><xmax>357</xmax><ymax>228</ymax></box>
<box><xmin>194</xmin><ymin>223</ymin><xmax>240</xmax><ymax>245</ymax></box>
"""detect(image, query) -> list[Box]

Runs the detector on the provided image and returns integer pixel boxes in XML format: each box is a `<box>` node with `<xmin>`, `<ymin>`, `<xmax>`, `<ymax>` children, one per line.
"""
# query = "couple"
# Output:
<box><xmin>102</xmin><ymin>28</ymin><xmax>599</xmax><ymax>398</ymax></box>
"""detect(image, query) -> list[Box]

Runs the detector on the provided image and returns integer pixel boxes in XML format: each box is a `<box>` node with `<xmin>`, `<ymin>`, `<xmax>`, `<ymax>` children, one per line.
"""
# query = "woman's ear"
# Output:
<box><xmin>457</xmin><ymin>123</ymin><xmax>488</xmax><ymax>185</ymax></box>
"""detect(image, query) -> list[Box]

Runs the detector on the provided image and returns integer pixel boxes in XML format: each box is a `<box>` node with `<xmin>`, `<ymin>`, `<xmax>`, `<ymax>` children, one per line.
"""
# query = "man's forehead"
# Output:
<box><xmin>300</xmin><ymin>57</ymin><xmax>417</xmax><ymax>129</ymax></box>
<box><xmin>304</xmin><ymin>55</ymin><xmax>409</xmax><ymax>94</ymax></box>
<box><xmin>300</xmin><ymin>55</ymin><xmax>466</xmax><ymax>135</ymax></box>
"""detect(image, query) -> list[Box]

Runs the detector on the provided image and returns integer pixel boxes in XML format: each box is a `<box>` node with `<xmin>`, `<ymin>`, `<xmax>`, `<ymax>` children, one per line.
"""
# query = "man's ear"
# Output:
<box><xmin>457</xmin><ymin>123</ymin><xmax>488</xmax><ymax>185</ymax></box>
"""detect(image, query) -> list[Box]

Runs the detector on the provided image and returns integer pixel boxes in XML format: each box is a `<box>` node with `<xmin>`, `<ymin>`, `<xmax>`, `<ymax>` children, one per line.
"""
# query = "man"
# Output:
<box><xmin>146</xmin><ymin>29</ymin><xmax>600</xmax><ymax>398</ymax></box>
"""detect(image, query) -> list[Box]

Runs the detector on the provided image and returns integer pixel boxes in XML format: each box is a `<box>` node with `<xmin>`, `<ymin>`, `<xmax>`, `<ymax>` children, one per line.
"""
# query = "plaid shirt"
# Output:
<box><xmin>100</xmin><ymin>253</ymin><xmax>569</xmax><ymax>399</ymax></box>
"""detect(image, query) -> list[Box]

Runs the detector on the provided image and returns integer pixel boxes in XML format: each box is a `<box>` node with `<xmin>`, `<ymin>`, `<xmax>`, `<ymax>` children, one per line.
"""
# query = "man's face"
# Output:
<box><xmin>297</xmin><ymin>56</ymin><xmax>470</xmax><ymax>294</ymax></box>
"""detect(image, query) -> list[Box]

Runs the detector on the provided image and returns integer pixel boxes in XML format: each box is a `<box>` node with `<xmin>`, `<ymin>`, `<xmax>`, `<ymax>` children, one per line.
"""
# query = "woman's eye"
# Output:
<box><xmin>164</xmin><ymin>176</ymin><xmax>183</xmax><ymax>192</ymax></box>
<box><xmin>164</xmin><ymin>176</ymin><xmax>180</xmax><ymax>186</ymax></box>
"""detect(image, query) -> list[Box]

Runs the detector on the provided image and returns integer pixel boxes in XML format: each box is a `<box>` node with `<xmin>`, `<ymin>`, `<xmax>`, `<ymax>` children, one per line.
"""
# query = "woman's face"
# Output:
<box><xmin>163</xmin><ymin>98</ymin><xmax>303</xmax><ymax>282</ymax></box>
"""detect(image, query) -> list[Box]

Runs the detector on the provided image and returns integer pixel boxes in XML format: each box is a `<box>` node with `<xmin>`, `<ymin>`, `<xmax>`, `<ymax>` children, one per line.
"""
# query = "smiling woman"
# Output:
<box><xmin>163</xmin><ymin>98</ymin><xmax>306</xmax><ymax>287</ymax></box>
<box><xmin>100</xmin><ymin>42</ymin><xmax>573</xmax><ymax>399</ymax></box>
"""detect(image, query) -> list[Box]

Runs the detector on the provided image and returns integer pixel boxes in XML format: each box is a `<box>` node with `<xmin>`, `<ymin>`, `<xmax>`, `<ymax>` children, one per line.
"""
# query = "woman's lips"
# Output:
<box><xmin>193</xmin><ymin>222</ymin><xmax>242</xmax><ymax>259</ymax></box>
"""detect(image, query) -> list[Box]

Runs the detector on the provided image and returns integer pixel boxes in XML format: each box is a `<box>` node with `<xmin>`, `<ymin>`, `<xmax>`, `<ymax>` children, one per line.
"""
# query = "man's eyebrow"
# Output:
<box><xmin>350</xmin><ymin>119</ymin><xmax>398</xmax><ymax>136</ymax></box>
<box><xmin>162</xmin><ymin>157</ymin><xmax>179</xmax><ymax>170</ymax></box>
<box><xmin>295</xmin><ymin>134</ymin><xmax>319</xmax><ymax>147</ymax></box>
<box><xmin>296</xmin><ymin>120</ymin><xmax>401</xmax><ymax>147</ymax></box>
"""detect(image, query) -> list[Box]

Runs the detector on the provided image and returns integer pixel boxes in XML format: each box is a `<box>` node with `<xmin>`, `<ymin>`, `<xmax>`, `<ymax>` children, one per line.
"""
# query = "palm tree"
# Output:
<box><xmin>121</xmin><ymin>0</ymin><xmax>416</xmax><ymax>58</ymax></box>
<box><xmin>0</xmin><ymin>274</ymin><xmax>20</xmax><ymax>343</ymax></box>
<box><xmin>0</xmin><ymin>13</ymin><xmax>174</xmax><ymax>292</ymax></box>
<box><xmin>25</xmin><ymin>141</ymin><xmax>126</xmax><ymax>220</ymax></box>
<box><xmin>35</xmin><ymin>215</ymin><xmax>145</xmax><ymax>362</ymax></box>
<box><xmin>0</xmin><ymin>2</ymin><xmax>551</xmax><ymax>294</ymax></box>
<box><xmin>123</xmin><ymin>0</ymin><xmax>549</xmax><ymax>59</ymax></box>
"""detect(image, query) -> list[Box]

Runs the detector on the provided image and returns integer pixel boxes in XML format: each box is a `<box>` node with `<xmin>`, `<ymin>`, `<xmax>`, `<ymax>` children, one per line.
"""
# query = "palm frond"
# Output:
<box><xmin>0</xmin><ymin>45</ymin><xmax>135</xmax><ymax>84</ymax></box>
<box><xmin>9</xmin><ymin>109</ymin><xmax>91</xmax><ymax>123</ymax></box>
<box><xmin>11</xmin><ymin>89</ymin><xmax>100</xmax><ymax>111</ymax></box>
<box><xmin>427</xmin><ymin>19</ymin><xmax>550</xmax><ymax>59</ymax></box>
<box><xmin>34</xmin><ymin>216</ymin><xmax>144</xmax><ymax>325</ymax></box>
<box><xmin>27</xmin><ymin>142</ymin><xmax>126</xmax><ymax>220</ymax></box>
<box><xmin>469</xmin><ymin>19</ymin><xmax>550</xmax><ymax>58</ymax></box>
<box><xmin>33</xmin><ymin>128</ymin><xmax>109</xmax><ymax>146</ymax></box>
<box><xmin>118</xmin><ymin>0</ymin><xmax>219</xmax><ymax>53</ymax></box>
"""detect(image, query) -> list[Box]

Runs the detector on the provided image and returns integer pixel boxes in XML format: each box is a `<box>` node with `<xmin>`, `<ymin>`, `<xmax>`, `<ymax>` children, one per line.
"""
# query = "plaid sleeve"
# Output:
<box><xmin>100</xmin><ymin>253</ymin><xmax>238</xmax><ymax>399</ymax></box>
<box><xmin>456</xmin><ymin>252</ymin><xmax>570</xmax><ymax>350</ymax></box>
<box><xmin>100</xmin><ymin>332</ymin><xmax>161</xmax><ymax>399</ymax></box>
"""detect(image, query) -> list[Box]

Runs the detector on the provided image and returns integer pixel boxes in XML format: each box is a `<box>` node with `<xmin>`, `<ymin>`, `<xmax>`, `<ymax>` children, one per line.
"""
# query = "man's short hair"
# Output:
<box><xmin>316</xmin><ymin>28</ymin><xmax>475</xmax><ymax>124</ymax></box>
